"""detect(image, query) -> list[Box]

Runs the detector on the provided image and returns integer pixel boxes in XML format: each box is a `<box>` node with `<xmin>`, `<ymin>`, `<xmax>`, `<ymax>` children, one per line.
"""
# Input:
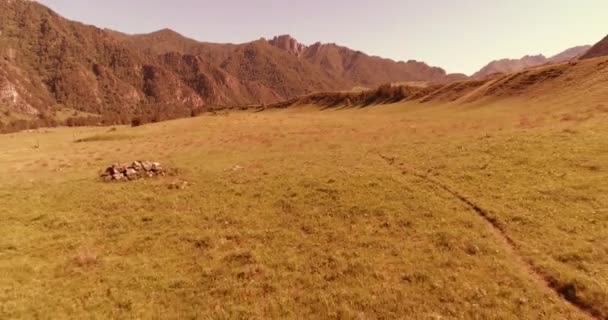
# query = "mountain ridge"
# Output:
<box><xmin>119</xmin><ymin>29</ymin><xmax>467</xmax><ymax>86</ymax></box>
<box><xmin>1</xmin><ymin>0</ymin><xmax>606</xmax><ymax>133</ymax></box>
<box><xmin>0</xmin><ymin>0</ymin><xmax>470</xmax><ymax>128</ymax></box>
<box><xmin>472</xmin><ymin>46</ymin><xmax>591</xmax><ymax>79</ymax></box>
<box><xmin>581</xmin><ymin>34</ymin><xmax>608</xmax><ymax>59</ymax></box>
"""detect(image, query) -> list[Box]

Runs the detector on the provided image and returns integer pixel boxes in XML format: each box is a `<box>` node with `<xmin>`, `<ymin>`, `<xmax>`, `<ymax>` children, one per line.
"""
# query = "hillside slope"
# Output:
<box><xmin>548</xmin><ymin>45</ymin><xmax>591</xmax><ymax>62</ymax></box>
<box><xmin>472</xmin><ymin>46</ymin><xmax>590</xmax><ymax>79</ymax></box>
<box><xmin>0</xmin><ymin>0</ymin><xmax>468</xmax><ymax>129</ymax></box>
<box><xmin>121</xmin><ymin>32</ymin><xmax>466</xmax><ymax>89</ymax></box>
<box><xmin>300</xmin><ymin>40</ymin><xmax>467</xmax><ymax>86</ymax></box>
<box><xmin>0</xmin><ymin>0</ymin><xmax>205</xmax><ymax>124</ymax></box>
<box><xmin>429</xmin><ymin>56</ymin><xmax>608</xmax><ymax>107</ymax></box>
<box><xmin>581</xmin><ymin>34</ymin><xmax>608</xmax><ymax>59</ymax></box>
<box><xmin>268</xmin><ymin>54</ymin><xmax>608</xmax><ymax>117</ymax></box>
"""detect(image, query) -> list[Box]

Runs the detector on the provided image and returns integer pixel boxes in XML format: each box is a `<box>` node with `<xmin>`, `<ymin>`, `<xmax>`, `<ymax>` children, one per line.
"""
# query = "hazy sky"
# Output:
<box><xmin>37</xmin><ymin>0</ymin><xmax>607</xmax><ymax>75</ymax></box>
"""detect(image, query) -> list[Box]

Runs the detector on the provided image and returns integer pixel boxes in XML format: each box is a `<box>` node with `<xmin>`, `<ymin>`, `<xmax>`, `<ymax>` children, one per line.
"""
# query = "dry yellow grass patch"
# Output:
<box><xmin>0</xmin><ymin>100</ymin><xmax>606</xmax><ymax>319</ymax></box>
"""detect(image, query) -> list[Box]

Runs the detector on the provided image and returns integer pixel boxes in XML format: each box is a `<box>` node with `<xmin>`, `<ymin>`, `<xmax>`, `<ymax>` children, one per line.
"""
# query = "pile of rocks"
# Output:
<box><xmin>101</xmin><ymin>161</ymin><xmax>166</xmax><ymax>182</ymax></box>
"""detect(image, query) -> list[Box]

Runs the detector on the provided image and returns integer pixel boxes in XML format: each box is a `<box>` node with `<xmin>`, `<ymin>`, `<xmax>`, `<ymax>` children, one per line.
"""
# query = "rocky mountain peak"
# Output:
<box><xmin>268</xmin><ymin>35</ymin><xmax>307</xmax><ymax>56</ymax></box>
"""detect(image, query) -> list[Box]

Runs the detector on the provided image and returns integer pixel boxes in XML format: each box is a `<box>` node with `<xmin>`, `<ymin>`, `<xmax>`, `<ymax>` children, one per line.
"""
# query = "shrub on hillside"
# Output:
<box><xmin>131</xmin><ymin>117</ymin><xmax>143</xmax><ymax>127</ymax></box>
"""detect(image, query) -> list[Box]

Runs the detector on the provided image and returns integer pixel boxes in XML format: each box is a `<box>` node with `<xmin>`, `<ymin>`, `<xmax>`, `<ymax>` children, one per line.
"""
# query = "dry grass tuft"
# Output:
<box><xmin>74</xmin><ymin>248</ymin><xmax>99</xmax><ymax>268</ymax></box>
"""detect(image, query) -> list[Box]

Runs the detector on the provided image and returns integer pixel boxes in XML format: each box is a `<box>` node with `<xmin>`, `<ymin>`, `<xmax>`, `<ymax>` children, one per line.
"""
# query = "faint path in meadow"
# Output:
<box><xmin>377</xmin><ymin>153</ymin><xmax>602</xmax><ymax>320</ymax></box>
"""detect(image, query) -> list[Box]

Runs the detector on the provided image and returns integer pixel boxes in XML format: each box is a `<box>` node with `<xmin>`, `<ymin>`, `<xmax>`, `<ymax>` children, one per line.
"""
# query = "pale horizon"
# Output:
<box><xmin>35</xmin><ymin>0</ymin><xmax>608</xmax><ymax>75</ymax></box>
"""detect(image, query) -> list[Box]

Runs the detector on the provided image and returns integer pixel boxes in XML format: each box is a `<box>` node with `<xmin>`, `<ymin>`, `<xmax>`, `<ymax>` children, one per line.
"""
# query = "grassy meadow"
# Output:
<box><xmin>0</xmin><ymin>100</ymin><xmax>606</xmax><ymax>319</ymax></box>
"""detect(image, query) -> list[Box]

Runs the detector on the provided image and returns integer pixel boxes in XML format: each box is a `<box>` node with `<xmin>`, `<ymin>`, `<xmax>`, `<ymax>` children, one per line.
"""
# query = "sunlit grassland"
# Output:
<box><xmin>0</xmin><ymin>100</ymin><xmax>606</xmax><ymax>319</ymax></box>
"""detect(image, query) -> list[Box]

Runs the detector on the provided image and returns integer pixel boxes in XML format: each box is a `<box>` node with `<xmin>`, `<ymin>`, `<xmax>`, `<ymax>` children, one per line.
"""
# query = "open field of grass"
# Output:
<box><xmin>0</xmin><ymin>100</ymin><xmax>606</xmax><ymax>319</ymax></box>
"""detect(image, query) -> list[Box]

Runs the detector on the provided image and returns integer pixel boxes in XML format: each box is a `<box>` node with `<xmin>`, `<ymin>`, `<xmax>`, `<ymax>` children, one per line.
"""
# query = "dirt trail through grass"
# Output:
<box><xmin>1</xmin><ymin>108</ymin><xmax>605</xmax><ymax>318</ymax></box>
<box><xmin>377</xmin><ymin>153</ymin><xmax>602</xmax><ymax>320</ymax></box>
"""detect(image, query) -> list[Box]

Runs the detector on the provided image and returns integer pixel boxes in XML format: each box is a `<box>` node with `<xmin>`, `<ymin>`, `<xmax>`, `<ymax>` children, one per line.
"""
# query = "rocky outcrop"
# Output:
<box><xmin>0</xmin><ymin>72</ymin><xmax>39</xmax><ymax>115</ymax></box>
<box><xmin>101</xmin><ymin>161</ymin><xmax>166</xmax><ymax>181</ymax></box>
<box><xmin>268</xmin><ymin>35</ymin><xmax>307</xmax><ymax>56</ymax></box>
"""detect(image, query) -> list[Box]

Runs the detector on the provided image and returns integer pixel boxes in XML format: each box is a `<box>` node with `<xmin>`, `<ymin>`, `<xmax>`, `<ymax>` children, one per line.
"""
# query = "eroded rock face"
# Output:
<box><xmin>101</xmin><ymin>161</ymin><xmax>166</xmax><ymax>182</ymax></box>
<box><xmin>0</xmin><ymin>74</ymin><xmax>39</xmax><ymax>115</ymax></box>
<box><xmin>268</xmin><ymin>35</ymin><xmax>307</xmax><ymax>57</ymax></box>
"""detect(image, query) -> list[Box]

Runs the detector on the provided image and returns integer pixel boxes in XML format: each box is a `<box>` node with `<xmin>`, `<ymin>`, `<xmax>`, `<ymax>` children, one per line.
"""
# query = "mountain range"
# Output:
<box><xmin>472</xmin><ymin>46</ymin><xmax>591</xmax><ymax>79</ymax></box>
<box><xmin>0</xmin><ymin>0</ymin><xmax>606</xmax><ymax>130</ymax></box>
<box><xmin>0</xmin><ymin>0</ymin><xmax>465</xmax><ymax>124</ymax></box>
